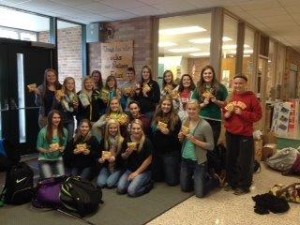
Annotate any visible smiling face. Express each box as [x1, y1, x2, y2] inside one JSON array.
[[65, 78, 75, 92], [142, 67, 151, 81], [126, 70, 135, 82], [92, 72, 101, 83], [233, 77, 247, 93], [164, 72, 173, 84], [186, 102, 200, 119], [79, 121, 90, 136], [202, 68, 214, 84], [107, 78, 116, 89], [84, 78, 94, 91], [131, 122, 143, 139], [46, 71, 57, 85], [110, 99, 120, 112], [161, 99, 172, 114], [51, 113, 61, 127], [129, 103, 140, 118], [108, 123, 118, 137], [182, 75, 192, 89]]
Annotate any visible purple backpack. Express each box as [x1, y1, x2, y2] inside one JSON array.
[[32, 176, 66, 209]]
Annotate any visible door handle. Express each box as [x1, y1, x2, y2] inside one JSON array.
[[10, 98, 18, 110]]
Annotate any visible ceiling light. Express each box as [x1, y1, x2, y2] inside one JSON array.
[[189, 36, 232, 44], [223, 44, 251, 50], [190, 52, 210, 57], [159, 42, 177, 47], [168, 47, 200, 53], [159, 26, 206, 35]]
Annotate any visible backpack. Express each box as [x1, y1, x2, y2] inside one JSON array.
[[32, 176, 66, 209], [60, 176, 103, 217], [266, 147, 299, 172], [1, 162, 34, 205]]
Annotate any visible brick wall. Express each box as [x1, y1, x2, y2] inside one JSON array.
[[38, 26, 83, 92], [89, 16, 155, 82]]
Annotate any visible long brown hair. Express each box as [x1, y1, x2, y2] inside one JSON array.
[[197, 65, 221, 95], [162, 70, 176, 88], [73, 119, 93, 143], [152, 95, 179, 132], [178, 74, 195, 93], [46, 110, 65, 145], [140, 65, 153, 84], [91, 70, 103, 89], [42, 68, 61, 99]]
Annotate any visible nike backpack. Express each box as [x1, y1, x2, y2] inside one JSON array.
[[0, 162, 34, 205]]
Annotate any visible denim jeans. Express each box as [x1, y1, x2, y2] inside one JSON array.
[[180, 158, 219, 198], [152, 151, 180, 186], [96, 167, 122, 188], [40, 160, 65, 178], [71, 167, 92, 180], [64, 120, 74, 141], [117, 170, 152, 197]]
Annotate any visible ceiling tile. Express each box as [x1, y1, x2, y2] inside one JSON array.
[[238, 0, 281, 11], [278, 0, 300, 7], [100, 0, 146, 9], [125, 5, 166, 16], [75, 2, 119, 14]]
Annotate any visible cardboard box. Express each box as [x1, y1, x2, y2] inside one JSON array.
[[254, 139, 263, 161]]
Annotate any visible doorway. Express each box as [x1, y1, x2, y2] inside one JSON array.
[[0, 39, 56, 154]]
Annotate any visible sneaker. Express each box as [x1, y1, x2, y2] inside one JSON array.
[[223, 184, 236, 191], [234, 188, 250, 195]]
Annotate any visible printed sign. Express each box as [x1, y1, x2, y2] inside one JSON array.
[[101, 41, 133, 80]]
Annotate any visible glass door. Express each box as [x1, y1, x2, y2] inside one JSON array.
[[0, 40, 55, 153]]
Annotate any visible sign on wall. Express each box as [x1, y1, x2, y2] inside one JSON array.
[[101, 41, 133, 80]]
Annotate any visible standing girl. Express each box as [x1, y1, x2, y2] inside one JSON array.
[[174, 74, 195, 121], [36, 110, 67, 178], [223, 75, 262, 195], [192, 65, 228, 146], [96, 119, 124, 188], [178, 100, 219, 198], [134, 65, 160, 119], [151, 95, 181, 186], [160, 70, 177, 98], [64, 119, 100, 180], [91, 70, 103, 91], [34, 68, 62, 128], [117, 119, 153, 197], [53, 77, 78, 140], [76, 76, 106, 124]]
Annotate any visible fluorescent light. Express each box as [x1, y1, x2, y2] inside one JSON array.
[[168, 47, 200, 53], [159, 26, 206, 35], [223, 44, 251, 50], [190, 52, 210, 57], [244, 49, 253, 54], [159, 42, 177, 47], [189, 36, 232, 44]]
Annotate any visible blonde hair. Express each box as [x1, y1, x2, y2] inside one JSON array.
[[104, 119, 124, 155], [130, 119, 146, 152], [81, 76, 94, 93], [63, 77, 76, 94], [183, 99, 200, 127]]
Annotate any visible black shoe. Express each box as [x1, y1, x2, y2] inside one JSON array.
[[234, 188, 250, 195]]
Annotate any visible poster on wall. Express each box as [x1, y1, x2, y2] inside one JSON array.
[[271, 102, 291, 136], [101, 41, 133, 80]]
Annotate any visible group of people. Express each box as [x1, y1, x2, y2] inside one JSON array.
[[31, 64, 262, 198]]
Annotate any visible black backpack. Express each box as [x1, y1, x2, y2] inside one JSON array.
[[0, 138, 20, 172], [60, 176, 103, 217], [1, 162, 34, 205]]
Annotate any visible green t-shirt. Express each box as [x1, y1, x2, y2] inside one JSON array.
[[36, 127, 68, 161], [182, 140, 197, 161], [192, 84, 228, 121]]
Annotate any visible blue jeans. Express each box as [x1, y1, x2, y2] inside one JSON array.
[[96, 167, 122, 188], [40, 160, 65, 178], [71, 167, 92, 180], [117, 170, 152, 197], [64, 120, 74, 141], [180, 159, 219, 198], [152, 152, 180, 186]]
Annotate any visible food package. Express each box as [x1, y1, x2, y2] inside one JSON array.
[[127, 142, 137, 151], [170, 90, 179, 99], [202, 91, 214, 100], [225, 102, 235, 112], [102, 151, 112, 160], [100, 89, 110, 102], [181, 126, 190, 135], [143, 83, 151, 93], [27, 83, 37, 92], [158, 121, 168, 130], [50, 143, 59, 151]]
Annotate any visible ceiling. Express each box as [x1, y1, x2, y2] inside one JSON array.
[[0, 0, 300, 53]]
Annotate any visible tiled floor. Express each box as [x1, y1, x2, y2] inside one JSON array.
[[147, 163, 300, 225]]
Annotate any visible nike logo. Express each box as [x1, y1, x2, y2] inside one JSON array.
[[16, 177, 27, 183]]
